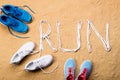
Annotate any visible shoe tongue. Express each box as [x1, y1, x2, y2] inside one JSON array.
[[69, 68, 72, 74], [8, 19, 18, 27], [14, 7, 22, 16], [77, 68, 87, 80]]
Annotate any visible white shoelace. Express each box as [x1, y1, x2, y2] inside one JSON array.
[[39, 20, 57, 52], [38, 61, 59, 74], [31, 20, 59, 74], [56, 21, 82, 53], [39, 20, 59, 73], [87, 20, 111, 52], [31, 20, 58, 54]]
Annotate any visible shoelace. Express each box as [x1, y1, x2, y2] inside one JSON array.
[[8, 5, 35, 15], [18, 5, 35, 14], [37, 60, 59, 74], [0, 8, 3, 14], [38, 20, 57, 52], [29, 20, 59, 74], [8, 27, 29, 38], [87, 20, 111, 52], [32, 20, 58, 54], [57, 21, 82, 53]]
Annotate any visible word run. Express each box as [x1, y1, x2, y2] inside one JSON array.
[[38, 20, 111, 53]]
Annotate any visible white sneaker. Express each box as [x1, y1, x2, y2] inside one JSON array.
[[25, 55, 53, 71], [10, 41, 35, 64]]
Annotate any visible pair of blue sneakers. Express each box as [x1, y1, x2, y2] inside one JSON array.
[[0, 4, 33, 37], [64, 58, 92, 80]]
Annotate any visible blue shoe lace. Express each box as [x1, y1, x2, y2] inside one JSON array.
[[8, 27, 29, 38]]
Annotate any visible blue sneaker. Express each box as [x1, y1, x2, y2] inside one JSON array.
[[0, 14, 28, 33], [75, 60, 92, 80], [64, 58, 76, 80], [2, 4, 32, 23]]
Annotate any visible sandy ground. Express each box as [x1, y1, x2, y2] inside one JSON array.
[[0, 0, 120, 80]]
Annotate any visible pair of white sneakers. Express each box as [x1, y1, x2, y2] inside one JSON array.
[[10, 41, 53, 71]]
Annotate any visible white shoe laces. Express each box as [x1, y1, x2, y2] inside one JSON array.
[[56, 21, 82, 53], [33, 20, 57, 54], [87, 20, 111, 52], [30, 58, 59, 74], [38, 61, 59, 74]]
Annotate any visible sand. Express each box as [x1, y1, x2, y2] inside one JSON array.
[[0, 0, 120, 80]]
